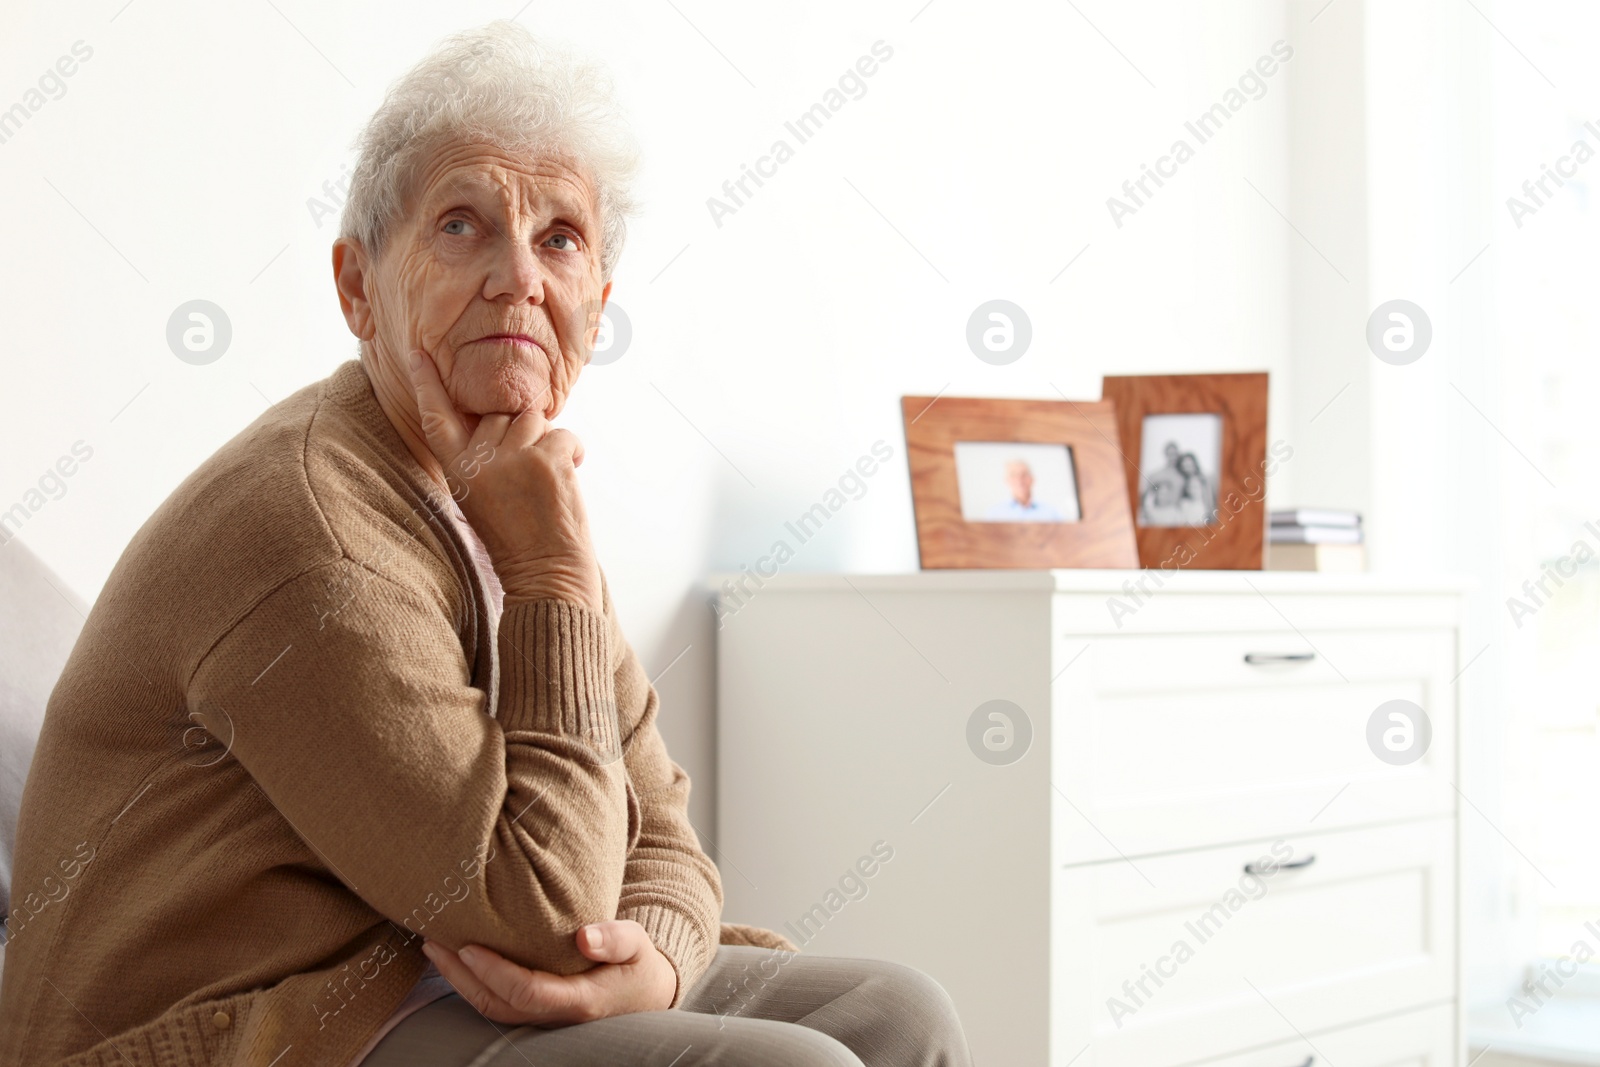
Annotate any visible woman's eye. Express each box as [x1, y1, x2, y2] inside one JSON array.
[[546, 233, 578, 251], [443, 218, 474, 236]]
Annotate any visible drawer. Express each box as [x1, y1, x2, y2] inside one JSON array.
[[1050, 820, 1456, 1067], [1052, 628, 1458, 864], [1190, 1001, 1456, 1067]]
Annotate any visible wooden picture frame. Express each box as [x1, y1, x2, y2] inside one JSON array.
[[900, 395, 1138, 570], [1100, 372, 1269, 571]]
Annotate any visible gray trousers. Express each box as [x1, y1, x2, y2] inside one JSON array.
[[361, 945, 973, 1066]]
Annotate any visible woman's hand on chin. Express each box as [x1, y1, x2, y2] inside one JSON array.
[[421, 919, 678, 1026], [407, 347, 603, 614]]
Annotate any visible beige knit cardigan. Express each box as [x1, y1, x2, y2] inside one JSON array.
[[0, 360, 790, 1066]]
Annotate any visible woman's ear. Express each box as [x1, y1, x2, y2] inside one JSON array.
[[332, 238, 377, 342], [584, 280, 615, 351]]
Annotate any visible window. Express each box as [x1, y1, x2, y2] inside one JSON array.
[[1487, 0, 1600, 980]]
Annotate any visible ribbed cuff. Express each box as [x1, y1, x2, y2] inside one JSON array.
[[497, 599, 619, 755], [619, 903, 713, 1009]]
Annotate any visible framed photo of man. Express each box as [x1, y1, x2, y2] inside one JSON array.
[[900, 396, 1138, 569], [1100, 372, 1272, 570]]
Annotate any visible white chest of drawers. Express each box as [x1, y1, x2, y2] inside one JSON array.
[[713, 570, 1466, 1067]]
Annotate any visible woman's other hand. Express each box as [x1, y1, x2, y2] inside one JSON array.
[[421, 919, 677, 1026]]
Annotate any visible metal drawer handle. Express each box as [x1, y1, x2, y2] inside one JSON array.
[[1244, 854, 1316, 875], [1243, 652, 1316, 665]]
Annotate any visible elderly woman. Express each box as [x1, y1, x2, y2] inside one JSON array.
[[0, 21, 970, 1067]]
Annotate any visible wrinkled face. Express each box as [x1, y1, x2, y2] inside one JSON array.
[[367, 141, 607, 420], [1005, 461, 1034, 503]]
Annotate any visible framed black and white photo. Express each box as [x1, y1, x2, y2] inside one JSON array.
[[1136, 412, 1222, 527], [1101, 373, 1271, 570]]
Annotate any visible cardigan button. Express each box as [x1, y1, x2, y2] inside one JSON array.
[[212, 1011, 231, 1030]]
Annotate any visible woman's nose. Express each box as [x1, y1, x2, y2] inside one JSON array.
[[487, 242, 544, 303]]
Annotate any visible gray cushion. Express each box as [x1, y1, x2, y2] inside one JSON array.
[[0, 538, 89, 942]]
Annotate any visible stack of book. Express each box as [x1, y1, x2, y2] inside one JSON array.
[[1266, 509, 1365, 572]]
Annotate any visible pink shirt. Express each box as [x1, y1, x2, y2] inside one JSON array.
[[346, 498, 505, 1065]]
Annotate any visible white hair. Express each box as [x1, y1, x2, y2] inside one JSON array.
[[341, 21, 640, 282]]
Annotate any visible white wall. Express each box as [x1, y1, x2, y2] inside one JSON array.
[[1, 0, 1299, 841], [1284, 0, 1370, 520]]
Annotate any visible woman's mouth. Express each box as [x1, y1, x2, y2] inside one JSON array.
[[472, 333, 542, 351]]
